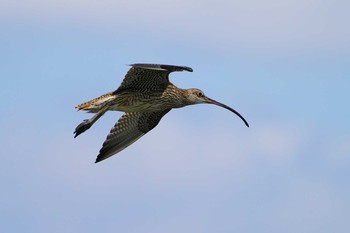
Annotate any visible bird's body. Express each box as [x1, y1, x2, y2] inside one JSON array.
[[76, 83, 190, 113], [74, 63, 249, 163]]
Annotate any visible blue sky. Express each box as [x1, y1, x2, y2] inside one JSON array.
[[1, 1, 350, 232]]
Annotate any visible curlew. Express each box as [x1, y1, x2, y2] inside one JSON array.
[[74, 63, 249, 163]]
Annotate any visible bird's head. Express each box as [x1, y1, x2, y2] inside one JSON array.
[[186, 88, 249, 127]]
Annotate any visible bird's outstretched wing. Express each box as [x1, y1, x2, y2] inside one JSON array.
[[95, 109, 171, 163], [114, 63, 193, 94]]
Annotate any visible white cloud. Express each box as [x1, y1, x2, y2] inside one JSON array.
[[2, 109, 349, 233], [61, 116, 304, 189]]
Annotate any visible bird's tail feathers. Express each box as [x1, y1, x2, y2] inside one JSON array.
[[75, 92, 115, 112]]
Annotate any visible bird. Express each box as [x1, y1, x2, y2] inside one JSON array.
[[74, 63, 249, 163]]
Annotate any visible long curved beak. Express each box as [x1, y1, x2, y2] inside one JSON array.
[[204, 97, 249, 127]]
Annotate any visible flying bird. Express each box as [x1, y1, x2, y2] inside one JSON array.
[[74, 63, 249, 163]]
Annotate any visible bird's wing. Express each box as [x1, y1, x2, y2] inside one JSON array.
[[114, 63, 193, 93], [95, 109, 171, 163]]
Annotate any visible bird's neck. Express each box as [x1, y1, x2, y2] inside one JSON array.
[[165, 84, 193, 108]]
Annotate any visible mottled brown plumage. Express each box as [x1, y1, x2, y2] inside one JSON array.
[[74, 63, 249, 163]]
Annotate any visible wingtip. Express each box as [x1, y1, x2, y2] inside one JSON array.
[[186, 67, 193, 72], [73, 130, 79, 138], [95, 154, 104, 163]]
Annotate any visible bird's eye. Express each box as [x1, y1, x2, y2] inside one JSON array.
[[197, 91, 204, 97]]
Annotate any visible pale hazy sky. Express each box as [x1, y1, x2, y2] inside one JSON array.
[[1, 1, 349, 233]]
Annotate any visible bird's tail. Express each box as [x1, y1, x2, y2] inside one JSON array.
[[75, 92, 115, 113]]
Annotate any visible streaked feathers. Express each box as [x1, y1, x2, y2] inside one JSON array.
[[74, 63, 248, 163], [95, 110, 170, 163]]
